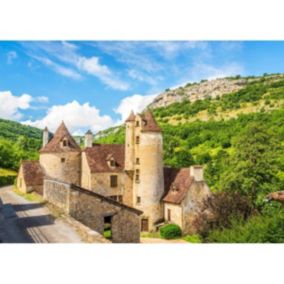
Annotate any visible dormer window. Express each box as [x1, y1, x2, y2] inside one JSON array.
[[110, 159, 116, 167], [107, 155, 116, 168], [172, 185, 179, 192], [62, 138, 69, 147]]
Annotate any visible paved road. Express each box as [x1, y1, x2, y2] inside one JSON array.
[[0, 186, 83, 243]]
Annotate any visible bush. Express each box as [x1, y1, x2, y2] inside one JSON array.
[[0, 175, 16, 187], [183, 234, 201, 243], [160, 224, 182, 239]]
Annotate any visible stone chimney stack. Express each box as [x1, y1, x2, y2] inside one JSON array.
[[85, 130, 93, 148], [43, 126, 49, 147], [189, 165, 204, 182]]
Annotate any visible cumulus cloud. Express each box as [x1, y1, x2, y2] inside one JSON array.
[[114, 93, 158, 122], [0, 91, 32, 120], [23, 100, 114, 135], [33, 96, 49, 103], [7, 51, 17, 64]]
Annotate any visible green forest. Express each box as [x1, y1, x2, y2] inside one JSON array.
[[95, 74, 284, 242]]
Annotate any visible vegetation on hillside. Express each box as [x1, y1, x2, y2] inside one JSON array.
[[95, 74, 284, 243], [0, 119, 42, 170]]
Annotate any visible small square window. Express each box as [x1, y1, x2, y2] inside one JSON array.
[[110, 160, 116, 167], [136, 158, 140, 165], [61, 158, 66, 163], [136, 196, 141, 204], [136, 136, 140, 144]]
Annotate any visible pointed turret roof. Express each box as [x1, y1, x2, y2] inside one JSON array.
[[40, 121, 81, 153], [85, 129, 93, 135], [125, 110, 135, 122], [141, 109, 161, 132]]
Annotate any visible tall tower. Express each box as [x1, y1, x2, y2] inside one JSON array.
[[39, 121, 81, 185], [84, 129, 93, 148], [124, 111, 135, 171], [125, 109, 164, 232], [43, 127, 49, 147]]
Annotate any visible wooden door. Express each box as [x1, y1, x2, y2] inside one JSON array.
[[141, 218, 149, 232]]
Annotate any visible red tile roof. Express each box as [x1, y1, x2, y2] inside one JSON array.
[[84, 144, 125, 173], [40, 122, 81, 153], [141, 110, 161, 132], [21, 160, 44, 186], [162, 167, 194, 204]]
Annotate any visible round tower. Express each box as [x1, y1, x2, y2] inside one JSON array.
[[133, 110, 164, 231], [124, 111, 135, 171], [39, 121, 81, 186]]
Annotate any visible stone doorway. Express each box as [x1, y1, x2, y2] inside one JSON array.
[[103, 215, 113, 240]]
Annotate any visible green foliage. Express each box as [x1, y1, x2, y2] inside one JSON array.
[[94, 126, 125, 144], [160, 224, 182, 239], [206, 204, 284, 243], [219, 122, 281, 207], [0, 175, 16, 186], [183, 234, 201, 243]]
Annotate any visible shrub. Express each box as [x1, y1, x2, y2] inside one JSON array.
[[0, 175, 16, 187], [183, 234, 201, 243], [160, 224, 182, 239]]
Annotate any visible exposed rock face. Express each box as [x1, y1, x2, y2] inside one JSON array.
[[149, 78, 248, 109]]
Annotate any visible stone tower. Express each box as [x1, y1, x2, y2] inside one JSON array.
[[39, 121, 81, 185], [84, 129, 93, 148], [124, 111, 135, 171], [43, 126, 49, 147], [125, 110, 164, 231]]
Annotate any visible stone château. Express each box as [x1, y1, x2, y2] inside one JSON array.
[[17, 110, 211, 234]]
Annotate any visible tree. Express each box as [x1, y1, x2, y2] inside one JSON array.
[[175, 150, 194, 167], [220, 122, 280, 208]]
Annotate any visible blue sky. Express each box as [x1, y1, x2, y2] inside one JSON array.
[[1, 41, 284, 134]]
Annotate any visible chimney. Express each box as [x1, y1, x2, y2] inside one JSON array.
[[189, 165, 204, 182], [85, 130, 93, 148], [43, 126, 49, 147]]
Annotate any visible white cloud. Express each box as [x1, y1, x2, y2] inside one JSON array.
[[7, 51, 17, 64], [33, 96, 49, 103], [114, 93, 158, 122], [188, 62, 244, 82], [22, 42, 128, 90], [0, 91, 32, 120], [32, 55, 82, 80], [23, 100, 114, 135]]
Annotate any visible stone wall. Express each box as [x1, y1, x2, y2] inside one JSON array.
[[164, 203, 182, 228], [44, 179, 142, 243], [40, 152, 81, 186]]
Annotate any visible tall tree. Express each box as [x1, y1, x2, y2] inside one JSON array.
[[220, 122, 280, 208]]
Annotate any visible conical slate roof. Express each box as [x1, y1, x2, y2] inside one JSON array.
[[40, 121, 81, 153], [125, 110, 135, 122], [141, 109, 161, 132]]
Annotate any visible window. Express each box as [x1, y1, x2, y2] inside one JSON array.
[[110, 159, 116, 167], [62, 139, 69, 147], [135, 169, 140, 183], [61, 158, 66, 163], [136, 136, 140, 144], [168, 209, 171, 221], [136, 158, 140, 165], [136, 120, 140, 127], [110, 175, 118, 187], [109, 195, 123, 203], [141, 218, 149, 232], [136, 196, 141, 204]]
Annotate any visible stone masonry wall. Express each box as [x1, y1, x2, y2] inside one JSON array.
[[43, 179, 142, 243]]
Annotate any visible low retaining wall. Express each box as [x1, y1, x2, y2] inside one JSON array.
[[44, 179, 142, 243]]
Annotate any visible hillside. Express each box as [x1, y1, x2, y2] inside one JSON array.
[[94, 73, 284, 191], [0, 119, 43, 170]]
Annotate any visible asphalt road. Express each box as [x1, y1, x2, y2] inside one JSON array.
[[0, 186, 83, 243]]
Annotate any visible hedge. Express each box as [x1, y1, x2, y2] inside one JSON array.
[[160, 224, 182, 239], [0, 175, 16, 187]]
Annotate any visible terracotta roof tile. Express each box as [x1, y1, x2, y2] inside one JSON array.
[[141, 110, 161, 132], [162, 167, 194, 204], [40, 122, 81, 153], [21, 161, 44, 186], [84, 144, 125, 173]]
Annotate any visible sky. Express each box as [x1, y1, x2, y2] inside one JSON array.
[[1, 41, 284, 135]]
